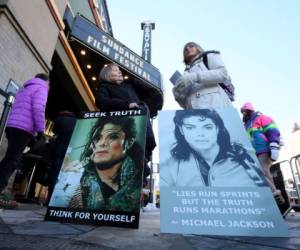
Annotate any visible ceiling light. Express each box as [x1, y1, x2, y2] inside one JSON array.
[[92, 76, 97, 81], [124, 76, 129, 80], [87, 64, 92, 69], [80, 50, 86, 55]]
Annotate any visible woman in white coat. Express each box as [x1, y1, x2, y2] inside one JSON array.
[[173, 42, 232, 109]]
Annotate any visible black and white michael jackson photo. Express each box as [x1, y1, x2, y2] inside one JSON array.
[[159, 108, 268, 187]]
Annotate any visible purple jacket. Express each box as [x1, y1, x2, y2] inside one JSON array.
[[6, 77, 49, 135]]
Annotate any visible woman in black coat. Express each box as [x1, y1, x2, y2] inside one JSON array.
[[96, 64, 140, 111]]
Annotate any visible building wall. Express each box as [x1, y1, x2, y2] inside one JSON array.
[[0, 0, 62, 160], [68, 0, 95, 23], [289, 131, 300, 157], [0, 12, 45, 106], [0, 9, 46, 158], [54, 0, 68, 16], [278, 131, 300, 163], [0, 0, 63, 109], [8, 0, 60, 68]]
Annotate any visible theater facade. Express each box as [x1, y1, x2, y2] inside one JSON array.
[[0, 0, 163, 143]]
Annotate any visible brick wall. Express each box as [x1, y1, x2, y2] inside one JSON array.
[[0, 12, 45, 159], [0, 13, 45, 92], [9, 0, 60, 67]]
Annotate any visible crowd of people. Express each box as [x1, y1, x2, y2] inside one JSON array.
[[0, 40, 285, 211]]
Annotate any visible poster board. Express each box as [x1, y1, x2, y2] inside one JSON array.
[[45, 110, 147, 228], [159, 108, 288, 237]]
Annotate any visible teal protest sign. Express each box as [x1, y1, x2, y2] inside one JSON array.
[[45, 110, 147, 228]]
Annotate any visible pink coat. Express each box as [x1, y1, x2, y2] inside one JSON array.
[[6, 77, 49, 135]]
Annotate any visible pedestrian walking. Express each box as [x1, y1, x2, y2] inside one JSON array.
[[241, 102, 284, 203], [0, 73, 49, 208]]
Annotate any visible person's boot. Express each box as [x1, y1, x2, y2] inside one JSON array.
[[0, 192, 18, 209]]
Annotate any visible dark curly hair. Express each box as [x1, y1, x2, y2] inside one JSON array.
[[170, 109, 266, 186], [171, 109, 231, 160], [80, 116, 136, 162]]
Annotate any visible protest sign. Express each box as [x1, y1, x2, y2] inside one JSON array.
[[45, 110, 147, 228], [159, 108, 288, 236]]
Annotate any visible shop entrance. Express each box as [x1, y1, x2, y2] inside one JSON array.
[[46, 51, 88, 121]]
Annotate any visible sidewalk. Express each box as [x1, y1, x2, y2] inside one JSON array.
[[0, 203, 300, 250]]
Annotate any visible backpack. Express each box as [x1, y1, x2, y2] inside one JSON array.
[[202, 51, 235, 101]]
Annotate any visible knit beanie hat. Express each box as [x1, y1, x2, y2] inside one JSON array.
[[241, 102, 255, 112]]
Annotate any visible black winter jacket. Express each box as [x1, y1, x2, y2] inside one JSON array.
[[95, 81, 140, 111]]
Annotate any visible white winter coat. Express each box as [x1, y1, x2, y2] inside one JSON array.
[[173, 53, 232, 109], [160, 154, 263, 187]]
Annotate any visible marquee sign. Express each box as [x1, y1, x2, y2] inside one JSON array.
[[70, 15, 162, 89], [141, 22, 155, 63]]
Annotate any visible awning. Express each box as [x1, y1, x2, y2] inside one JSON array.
[[65, 14, 164, 117]]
